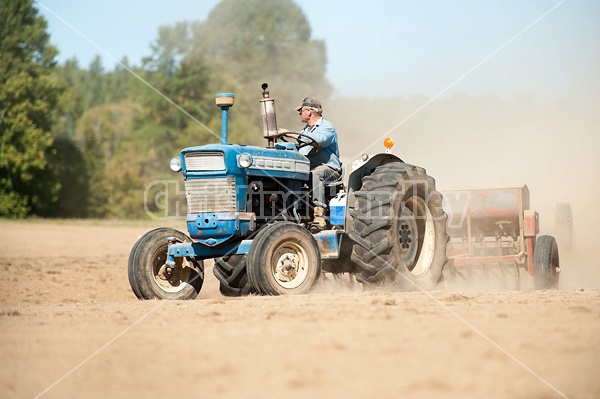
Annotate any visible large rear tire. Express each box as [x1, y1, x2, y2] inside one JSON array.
[[129, 228, 204, 300], [533, 235, 560, 290], [349, 162, 449, 290], [247, 222, 321, 295], [213, 255, 255, 297]]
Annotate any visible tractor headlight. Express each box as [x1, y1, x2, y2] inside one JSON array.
[[170, 156, 182, 172], [238, 153, 253, 168]]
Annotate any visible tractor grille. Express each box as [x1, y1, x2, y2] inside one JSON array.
[[185, 177, 236, 214], [185, 152, 225, 171]]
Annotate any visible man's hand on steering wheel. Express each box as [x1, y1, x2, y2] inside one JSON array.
[[275, 131, 320, 154]]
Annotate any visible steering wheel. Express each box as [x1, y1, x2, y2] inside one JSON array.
[[275, 132, 320, 154]]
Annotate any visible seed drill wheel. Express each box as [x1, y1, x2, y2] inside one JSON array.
[[128, 228, 204, 300], [533, 235, 560, 290], [247, 222, 321, 295], [349, 162, 449, 290], [213, 255, 256, 297]]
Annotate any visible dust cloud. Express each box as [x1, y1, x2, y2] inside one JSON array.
[[327, 93, 600, 289]]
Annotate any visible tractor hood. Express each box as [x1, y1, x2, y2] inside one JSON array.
[[180, 143, 311, 182]]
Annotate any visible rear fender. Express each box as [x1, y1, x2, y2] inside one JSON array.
[[345, 152, 404, 232], [347, 153, 404, 192]]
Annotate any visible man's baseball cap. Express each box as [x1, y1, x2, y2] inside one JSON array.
[[295, 96, 322, 113]]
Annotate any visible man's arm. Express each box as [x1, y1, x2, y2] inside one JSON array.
[[303, 123, 337, 147]]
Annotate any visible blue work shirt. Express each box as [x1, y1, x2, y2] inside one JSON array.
[[298, 117, 342, 173]]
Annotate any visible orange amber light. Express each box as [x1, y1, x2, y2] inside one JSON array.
[[384, 137, 394, 149]]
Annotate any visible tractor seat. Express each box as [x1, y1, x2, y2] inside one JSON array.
[[325, 164, 345, 196]]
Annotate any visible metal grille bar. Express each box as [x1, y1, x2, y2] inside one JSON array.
[[185, 177, 236, 214]]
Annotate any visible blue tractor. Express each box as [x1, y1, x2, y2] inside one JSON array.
[[128, 84, 449, 299]]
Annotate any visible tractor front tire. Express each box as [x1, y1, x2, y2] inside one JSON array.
[[213, 255, 255, 297], [128, 227, 171, 299], [533, 235, 560, 290], [128, 228, 204, 300], [349, 162, 449, 290], [247, 222, 321, 295]]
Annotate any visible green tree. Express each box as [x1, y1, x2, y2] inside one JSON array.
[[48, 58, 92, 218], [0, 0, 62, 217], [143, 22, 190, 78], [26, 0, 333, 219], [133, 25, 217, 164], [49, 135, 88, 217], [52, 59, 85, 138], [82, 55, 106, 109], [188, 0, 332, 131], [105, 56, 133, 104], [74, 100, 142, 218]]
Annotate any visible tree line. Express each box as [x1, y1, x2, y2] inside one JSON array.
[[1, 0, 331, 218]]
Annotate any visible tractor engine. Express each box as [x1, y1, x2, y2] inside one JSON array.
[[170, 88, 312, 248]]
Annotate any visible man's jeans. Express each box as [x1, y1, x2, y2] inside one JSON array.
[[311, 165, 341, 208]]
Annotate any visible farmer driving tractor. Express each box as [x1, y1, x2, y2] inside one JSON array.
[[280, 96, 342, 232]]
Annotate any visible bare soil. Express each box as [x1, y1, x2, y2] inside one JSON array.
[[1, 220, 599, 399]]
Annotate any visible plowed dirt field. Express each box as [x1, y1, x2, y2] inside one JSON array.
[[1, 220, 598, 398]]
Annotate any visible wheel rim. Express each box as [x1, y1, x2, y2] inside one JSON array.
[[152, 246, 191, 293], [271, 242, 310, 289], [398, 208, 419, 268], [399, 196, 435, 277]]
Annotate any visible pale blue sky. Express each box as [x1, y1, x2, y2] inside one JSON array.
[[37, 0, 600, 100]]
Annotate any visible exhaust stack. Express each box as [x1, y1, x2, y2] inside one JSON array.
[[259, 83, 278, 148]]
